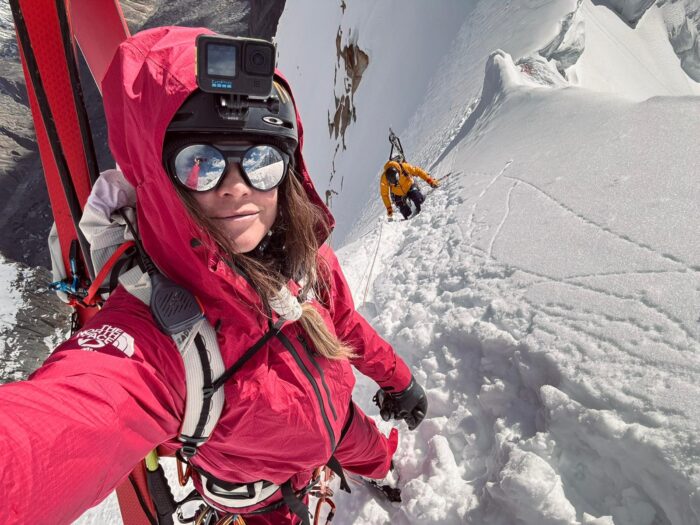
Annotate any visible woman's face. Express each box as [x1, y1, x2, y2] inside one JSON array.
[[191, 162, 278, 253]]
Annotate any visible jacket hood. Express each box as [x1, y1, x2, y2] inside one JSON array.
[[101, 26, 333, 301]]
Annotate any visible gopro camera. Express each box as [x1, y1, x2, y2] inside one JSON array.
[[196, 34, 276, 98]]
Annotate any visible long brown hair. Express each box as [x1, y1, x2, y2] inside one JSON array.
[[176, 166, 355, 360]]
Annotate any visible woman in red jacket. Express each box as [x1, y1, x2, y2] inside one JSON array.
[[0, 26, 427, 525]]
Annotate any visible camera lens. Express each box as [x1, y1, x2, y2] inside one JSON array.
[[252, 52, 265, 66], [245, 44, 274, 75]]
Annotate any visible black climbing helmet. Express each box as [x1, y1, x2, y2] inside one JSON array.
[[166, 78, 298, 158], [386, 166, 400, 185]]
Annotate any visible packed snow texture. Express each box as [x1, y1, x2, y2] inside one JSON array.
[[0, 254, 23, 376], [62, 0, 700, 523], [276, 1, 700, 524]]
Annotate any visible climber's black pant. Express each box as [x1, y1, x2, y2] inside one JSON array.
[[392, 185, 425, 219]]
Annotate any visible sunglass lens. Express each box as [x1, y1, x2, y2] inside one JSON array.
[[242, 145, 286, 191], [174, 144, 226, 191]]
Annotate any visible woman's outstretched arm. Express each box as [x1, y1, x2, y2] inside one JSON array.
[[0, 287, 185, 524]]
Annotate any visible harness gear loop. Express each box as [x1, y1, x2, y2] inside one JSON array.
[[191, 504, 247, 525]]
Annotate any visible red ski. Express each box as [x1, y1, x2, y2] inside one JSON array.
[[71, 0, 130, 90], [10, 2, 159, 524]]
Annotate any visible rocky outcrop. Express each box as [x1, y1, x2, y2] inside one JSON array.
[[0, 263, 66, 383], [658, 0, 700, 81], [327, 25, 369, 192], [539, 0, 586, 78], [591, 0, 656, 28], [328, 27, 369, 148]]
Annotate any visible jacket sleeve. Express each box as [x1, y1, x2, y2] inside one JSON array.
[[0, 288, 185, 524], [320, 245, 412, 392], [404, 162, 437, 185], [379, 174, 392, 212]]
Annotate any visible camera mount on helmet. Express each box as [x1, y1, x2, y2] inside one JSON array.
[[166, 34, 298, 158], [196, 34, 278, 121]]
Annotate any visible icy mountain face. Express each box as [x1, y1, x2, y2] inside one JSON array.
[[591, 0, 657, 27], [332, 50, 700, 525], [278, 0, 700, 248], [278, 1, 700, 524], [592, 0, 700, 81], [538, 0, 587, 76]]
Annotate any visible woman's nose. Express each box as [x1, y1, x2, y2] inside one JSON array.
[[216, 163, 249, 197]]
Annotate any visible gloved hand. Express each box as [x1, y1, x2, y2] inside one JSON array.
[[429, 179, 440, 188], [373, 377, 428, 430], [386, 209, 394, 221]]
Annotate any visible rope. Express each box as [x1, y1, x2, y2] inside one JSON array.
[[361, 218, 384, 308]]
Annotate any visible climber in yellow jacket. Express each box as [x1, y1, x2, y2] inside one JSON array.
[[380, 159, 439, 219]]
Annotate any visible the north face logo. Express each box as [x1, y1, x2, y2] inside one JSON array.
[[77, 325, 135, 357]]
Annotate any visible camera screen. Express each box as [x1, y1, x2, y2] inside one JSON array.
[[207, 44, 237, 78]]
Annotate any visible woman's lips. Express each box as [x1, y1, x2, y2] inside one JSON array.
[[215, 211, 259, 222]]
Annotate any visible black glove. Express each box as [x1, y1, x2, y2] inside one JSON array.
[[373, 377, 428, 430]]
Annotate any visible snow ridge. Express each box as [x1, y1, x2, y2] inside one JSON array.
[[339, 160, 699, 524], [336, 37, 699, 521]]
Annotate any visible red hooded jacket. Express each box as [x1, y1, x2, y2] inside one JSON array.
[[0, 27, 411, 523]]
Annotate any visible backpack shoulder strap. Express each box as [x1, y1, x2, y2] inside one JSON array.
[[119, 266, 226, 458]]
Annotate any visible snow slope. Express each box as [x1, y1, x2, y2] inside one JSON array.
[[276, 1, 700, 524], [277, 0, 700, 248], [333, 52, 700, 524], [63, 0, 699, 523], [0, 255, 24, 379]]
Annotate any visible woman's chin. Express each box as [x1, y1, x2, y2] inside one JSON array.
[[228, 230, 267, 254]]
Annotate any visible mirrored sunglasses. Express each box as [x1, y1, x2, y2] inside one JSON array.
[[168, 143, 289, 192]]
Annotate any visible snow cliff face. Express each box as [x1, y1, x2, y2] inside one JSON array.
[[591, 0, 657, 27], [659, 0, 700, 80], [278, 1, 700, 524], [329, 49, 700, 525], [592, 0, 700, 81]]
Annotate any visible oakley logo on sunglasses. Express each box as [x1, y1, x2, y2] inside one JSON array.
[[170, 143, 289, 192]]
